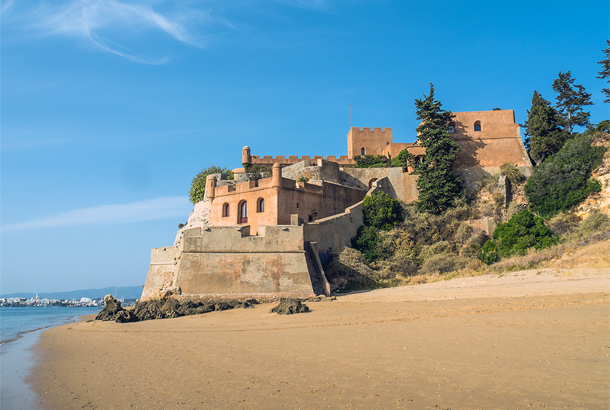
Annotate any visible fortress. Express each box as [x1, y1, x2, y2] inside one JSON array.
[[141, 110, 532, 300]]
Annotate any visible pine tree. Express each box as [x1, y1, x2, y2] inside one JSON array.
[[552, 71, 593, 134], [413, 84, 462, 214], [522, 91, 566, 164], [598, 39, 610, 103]]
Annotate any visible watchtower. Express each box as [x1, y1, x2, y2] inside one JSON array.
[[347, 127, 393, 159]]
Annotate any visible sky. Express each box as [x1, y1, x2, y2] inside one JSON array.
[[1, 0, 608, 294]]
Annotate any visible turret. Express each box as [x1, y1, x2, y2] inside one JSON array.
[[242, 146, 252, 165], [272, 163, 281, 187], [206, 175, 217, 199]]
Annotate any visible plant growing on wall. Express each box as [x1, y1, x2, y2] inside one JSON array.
[[188, 165, 233, 204], [354, 155, 391, 168], [243, 163, 271, 183], [412, 84, 462, 214]]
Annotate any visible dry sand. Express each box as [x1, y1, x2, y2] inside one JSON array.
[[31, 268, 609, 410]]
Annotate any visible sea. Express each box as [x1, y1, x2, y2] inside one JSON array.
[[0, 307, 101, 409]]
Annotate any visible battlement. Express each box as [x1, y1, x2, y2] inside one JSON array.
[[180, 225, 305, 253], [249, 154, 355, 166]]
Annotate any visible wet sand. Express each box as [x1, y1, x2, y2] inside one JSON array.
[[31, 268, 609, 410]]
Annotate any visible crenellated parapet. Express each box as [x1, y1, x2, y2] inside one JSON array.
[[245, 153, 356, 166]]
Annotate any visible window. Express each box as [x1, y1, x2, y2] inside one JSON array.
[[222, 203, 229, 217], [474, 121, 481, 132], [257, 198, 265, 213], [239, 201, 248, 224], [448, 125, 455, 132], [361, 147, 365, 155]]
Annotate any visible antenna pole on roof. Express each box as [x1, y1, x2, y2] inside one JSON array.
[[349, 104, 352, 128]]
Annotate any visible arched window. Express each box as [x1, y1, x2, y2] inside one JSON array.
[[257, 198, 265, 213], [474, 121, 481, 132], [239, 201, 248, 224], [222, 203, 229, 217], [361, 147, 365, 155], [368, 178, 378, 190]]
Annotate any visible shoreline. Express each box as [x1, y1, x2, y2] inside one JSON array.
[[0, 311, 98, 410], [29, 268, 609, 409]]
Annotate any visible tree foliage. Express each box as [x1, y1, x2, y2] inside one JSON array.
[[597, 39, 610, 103], [391, 148, 414, 168], [188, 165, 233, 204], [552, 71, 594, 134], [479, 210, 557, 263], [354, 155, 391, 168], [362, 191, 404, 230], [413, 84, 462, 214], [522, 91, 567, 164], [351, 191, 404, 262], [524, 133, 606, 218]]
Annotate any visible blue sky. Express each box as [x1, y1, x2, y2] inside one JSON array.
[[1, 0, 608, 294]]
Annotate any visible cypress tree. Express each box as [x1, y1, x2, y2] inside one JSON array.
[[598, 39, 610, 104], [522, 91, 566, 164], [413, 84, 462, 214], [552, 71, 593, 134]]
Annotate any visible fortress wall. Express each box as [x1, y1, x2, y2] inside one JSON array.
[[276, 179, 367, 225], [172, 225, 314, 296], [303, 200, 365, 254], [281, 159, 342, 184], [141, 246, 178, 300], [454, 137, 531, 169], [340, 168, 419, 204]]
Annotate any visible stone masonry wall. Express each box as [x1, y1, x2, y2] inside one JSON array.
[[141, 225, 316, 299]]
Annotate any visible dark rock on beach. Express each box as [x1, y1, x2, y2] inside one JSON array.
[[270, 298, 310, 315], [95, 296, 259, 323]]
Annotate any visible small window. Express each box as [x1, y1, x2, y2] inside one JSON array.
[[222, 203, 230, 217], [448, 125, 455, 132], [361, 147, 365, 155], [474, 121, 481, 132], [257, 198, 265, 213]]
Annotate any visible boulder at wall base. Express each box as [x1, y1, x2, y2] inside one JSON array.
[[95, 295, 127, 321], [270, 298, 310, 315], [114, 310, 138, 323]]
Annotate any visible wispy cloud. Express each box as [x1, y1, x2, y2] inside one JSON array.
[[4, 0, 210, 64], [2, 197, 191, 232]]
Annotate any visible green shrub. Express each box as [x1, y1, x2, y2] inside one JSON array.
[[189, 165, 234, 204], [491, 210, 558, 257], [479, 240, 500, 264], [354, 155, 391, 168], [351, 225, 382, 262], [524, 134, 606, 218], [362, 191, 404, 230]]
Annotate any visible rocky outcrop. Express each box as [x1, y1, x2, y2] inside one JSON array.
[[270, 298, 310, 315], [95, 296, 258, 323], [95, 295, 137, 323]]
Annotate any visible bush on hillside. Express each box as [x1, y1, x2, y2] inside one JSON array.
[[362, 191, 404, 230], [524, 134, 606, 218], [479, 210, 557, 264]]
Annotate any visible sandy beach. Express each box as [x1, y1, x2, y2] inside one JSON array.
[[30, 268, 609, 410]]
